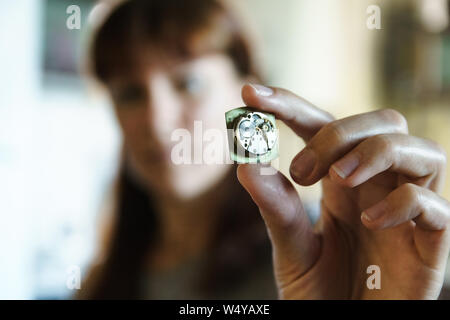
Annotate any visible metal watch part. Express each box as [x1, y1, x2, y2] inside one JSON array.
[[225, 107, 278, 164]]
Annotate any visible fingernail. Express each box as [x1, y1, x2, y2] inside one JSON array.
[[332, 154, 360, 179], [248, 83, 274, 97], [290, 149, 316, 180], [361, 200, 389, 222]]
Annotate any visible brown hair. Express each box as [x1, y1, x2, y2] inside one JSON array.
[[79, 0, 270, 299], [90, 0, 258, 82]]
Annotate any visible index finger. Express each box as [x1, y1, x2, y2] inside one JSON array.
[[242, 83, 334, 141]]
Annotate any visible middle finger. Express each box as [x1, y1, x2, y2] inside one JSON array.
[[290, 109, 408, 186]]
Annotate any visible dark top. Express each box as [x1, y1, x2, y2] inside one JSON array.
[[142, 252, 278, 299]]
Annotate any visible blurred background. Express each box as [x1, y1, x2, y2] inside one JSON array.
[[0, 0, 449, 299]]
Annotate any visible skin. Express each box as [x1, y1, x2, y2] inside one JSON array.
[[105, 49, 450, 298], [237, 84, 450, 299], [106, 52, 247, 269]]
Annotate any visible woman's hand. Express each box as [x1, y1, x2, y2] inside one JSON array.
[[237, 84, 450, 299]]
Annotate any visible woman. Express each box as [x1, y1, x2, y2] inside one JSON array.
[[81, 0, 450, 299], [79, 0, 277, 299]]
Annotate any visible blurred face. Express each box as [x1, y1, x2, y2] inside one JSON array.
[[107, 52, 246, 199]]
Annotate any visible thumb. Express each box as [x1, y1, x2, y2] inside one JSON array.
[[237, 164, 320, 284]]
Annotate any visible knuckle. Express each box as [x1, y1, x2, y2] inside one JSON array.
[[379, 108, 408, 132], [269, 209, 299, 233], [445, 199, 450, 224], [425, 139, 447, 173], [370, 134, 395, 155], [321, 121, 347, 145], [433, 141, 447, 167], [398, 183, 421, 203]]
